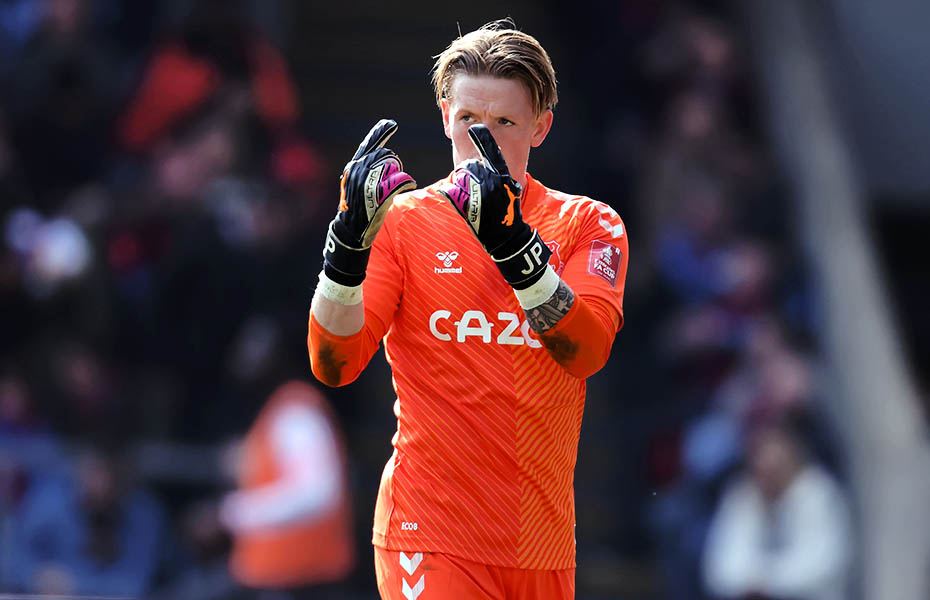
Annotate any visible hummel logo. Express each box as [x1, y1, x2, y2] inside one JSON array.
[[402, 574, 425, 600], [434, 251, 462, 274], [435, 251, 458, 267], [398, 552, 425, 600], [399, 552, 423, 576]]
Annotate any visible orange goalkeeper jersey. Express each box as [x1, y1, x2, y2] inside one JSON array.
[[309, 174, 628, 570]]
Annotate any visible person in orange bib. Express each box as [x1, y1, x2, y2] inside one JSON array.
[[308, 19, 628, 600], [219, 380, 354, 596]]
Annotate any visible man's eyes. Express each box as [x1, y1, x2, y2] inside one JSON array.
[[459, 115, 514, 126]]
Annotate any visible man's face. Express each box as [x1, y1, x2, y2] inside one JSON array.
[[441, 74, 553, 187], [748, 427, 801, 503]]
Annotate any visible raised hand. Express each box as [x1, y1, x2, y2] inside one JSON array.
[[439, 124, 551, 290], [324, 119, 416, 286]]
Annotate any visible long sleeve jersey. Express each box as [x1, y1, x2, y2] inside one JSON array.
[[308, 173, 628, 569]]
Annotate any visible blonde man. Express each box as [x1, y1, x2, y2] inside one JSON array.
[[309, 20, 629, 600]]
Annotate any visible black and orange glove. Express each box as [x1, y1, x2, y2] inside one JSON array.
[[323, 119, 416, 286], [439, 125, 551, 290]]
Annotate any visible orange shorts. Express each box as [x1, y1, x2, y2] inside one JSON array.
[[374, 547, 574, 600]]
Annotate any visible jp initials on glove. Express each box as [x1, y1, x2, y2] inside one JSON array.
[[439, 124, 551, 290], [323, 119, 416, 286]]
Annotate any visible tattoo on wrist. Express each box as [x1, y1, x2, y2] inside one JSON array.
[[526, 280, 575, 334]]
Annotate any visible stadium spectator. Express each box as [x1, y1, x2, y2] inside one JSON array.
[[118, 0, 320, 191], [219, 380, 354, 598], [4, 443, 167, 596], [0, 368, 68, 589], [145, 499, 237, 600], [702, 416, 852, 600], [0, 366, 68, 493], [2, 0, 123, 205]]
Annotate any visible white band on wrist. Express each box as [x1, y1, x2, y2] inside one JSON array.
[[317, 271, 363, 305], [513, 265, 560, 309]]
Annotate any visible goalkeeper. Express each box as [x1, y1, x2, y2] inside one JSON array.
[[309, 20, 628, 600]]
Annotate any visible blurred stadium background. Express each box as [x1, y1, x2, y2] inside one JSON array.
[[0, 0, 927, 599]]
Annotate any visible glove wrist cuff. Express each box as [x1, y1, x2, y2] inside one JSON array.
[[488, 221, 532, 260], [492, 229, 553, 290], [323, 222, 370, 286]]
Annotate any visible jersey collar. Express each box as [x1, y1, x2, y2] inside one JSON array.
[[520, 173, 543, 214]]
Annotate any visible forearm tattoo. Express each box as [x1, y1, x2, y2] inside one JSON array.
[[526, 280, 575, 334]]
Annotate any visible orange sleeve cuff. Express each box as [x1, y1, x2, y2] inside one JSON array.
[[538, 293, 618, 379], [308, 312, 376, 387]]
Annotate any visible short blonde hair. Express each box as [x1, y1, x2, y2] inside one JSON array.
[[431, 19, 558, 116]]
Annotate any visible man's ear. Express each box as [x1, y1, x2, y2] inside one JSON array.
[[530, 109, 554, 148], [441, 98, 453, 140]]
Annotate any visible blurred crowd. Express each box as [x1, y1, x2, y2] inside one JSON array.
[[573, 4, 855, 599], [0, 1, 854, 599], [0, 1, 341, 598]]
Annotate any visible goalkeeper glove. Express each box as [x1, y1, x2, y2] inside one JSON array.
[[323, 119, 416, 286], [439, 124, 551, 290]]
